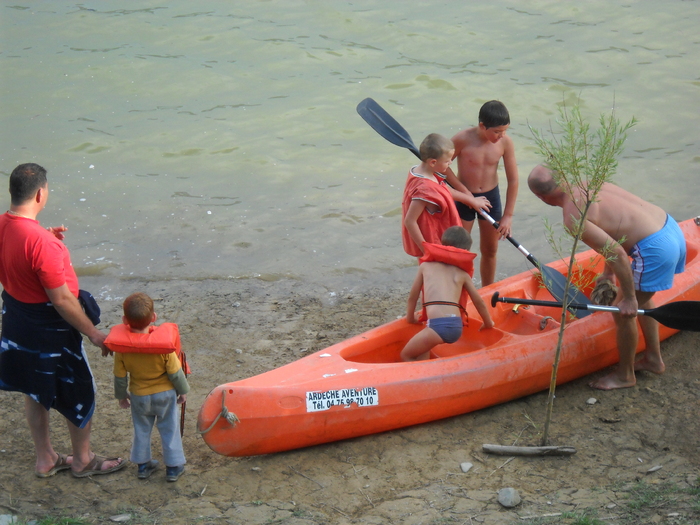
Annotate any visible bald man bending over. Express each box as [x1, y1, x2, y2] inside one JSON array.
[[528, 165, 686, 390]]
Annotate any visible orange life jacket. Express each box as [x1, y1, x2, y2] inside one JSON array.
[[419, 242, 476, 276], [417, 243, 477, 325], [105, 323, 191, 375]]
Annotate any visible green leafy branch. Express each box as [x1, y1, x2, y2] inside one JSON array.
[[529, 100, 636, 446]]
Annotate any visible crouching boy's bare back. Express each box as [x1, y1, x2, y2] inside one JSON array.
[[410, 262, 474, 323]]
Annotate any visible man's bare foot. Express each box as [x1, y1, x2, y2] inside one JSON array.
[[634, 354, 665, 374], [35, 453, 73, 478], [588, 372, 636, 390]]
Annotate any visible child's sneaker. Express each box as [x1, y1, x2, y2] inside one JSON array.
[[165, 464, 185, 482], [137, 460, 158, 479]]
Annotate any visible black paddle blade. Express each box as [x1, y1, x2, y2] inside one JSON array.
[[356, 98, 421, 159], [647, 301, 700, 332], [539, 265, 593, 318]]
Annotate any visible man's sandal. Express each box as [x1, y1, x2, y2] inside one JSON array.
[[35, 453, 72, 478], [71, 455, 127, 478]]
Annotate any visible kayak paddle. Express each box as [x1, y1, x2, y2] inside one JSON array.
[[491, 292, 700, 332], [356, 97, 592, 316]]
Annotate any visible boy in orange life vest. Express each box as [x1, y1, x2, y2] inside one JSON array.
[[401, 226, 494, 361], [402, 133, 491, 257], [106, 292, 190, 482]]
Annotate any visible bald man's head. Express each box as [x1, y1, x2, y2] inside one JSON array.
[[527, 165, 559, 196]]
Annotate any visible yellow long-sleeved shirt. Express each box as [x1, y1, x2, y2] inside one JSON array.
[[114, 352, 183, 396]]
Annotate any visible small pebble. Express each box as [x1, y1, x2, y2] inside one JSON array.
[[647, 465, 663, 473], [586, 397, 597, 405], [460, 462, 473, 473], [109, 515, 131, 523]]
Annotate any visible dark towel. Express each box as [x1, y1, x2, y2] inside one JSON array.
[[78, 289, 101, 325], [0, 291, 95, 428]]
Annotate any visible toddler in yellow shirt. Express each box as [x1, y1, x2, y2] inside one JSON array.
[[107, 292, 190, 481]]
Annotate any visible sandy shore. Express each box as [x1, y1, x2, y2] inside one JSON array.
[[0, 277, 698, 524]]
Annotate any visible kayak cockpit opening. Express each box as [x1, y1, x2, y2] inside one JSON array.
[[340, 319, 506, 363]]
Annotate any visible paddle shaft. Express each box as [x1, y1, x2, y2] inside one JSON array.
[[493, 293, 622, 312], [477, 209, 541, 263], [491, 292, 700, 332]]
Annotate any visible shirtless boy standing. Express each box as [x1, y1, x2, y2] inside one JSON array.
[[444, 101, 519, 287]]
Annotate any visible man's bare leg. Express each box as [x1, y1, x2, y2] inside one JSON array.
[[66, 419, 123, 473], [25, 396, 66, 475], [633, 291, 665, 374], [589, 314, 638, 390]]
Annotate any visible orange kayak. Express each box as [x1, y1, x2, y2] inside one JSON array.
[[198, 218, 700, 457]]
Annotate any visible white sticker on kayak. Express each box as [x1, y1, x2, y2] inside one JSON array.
[[306, 387, 379, 412]]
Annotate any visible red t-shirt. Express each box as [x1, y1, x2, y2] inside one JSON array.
[[0, 213, 79, 303], [401, 170, 461, 257]]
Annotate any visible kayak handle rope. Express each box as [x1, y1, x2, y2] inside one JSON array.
[[197, 389, 240, 435]]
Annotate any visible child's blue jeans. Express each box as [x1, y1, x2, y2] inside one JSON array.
[[129, 389, 186, 467]]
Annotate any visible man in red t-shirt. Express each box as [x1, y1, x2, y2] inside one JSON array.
[[0, 163, 125, 478]]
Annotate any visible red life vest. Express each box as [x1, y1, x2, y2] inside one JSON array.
[[419, 242, 476, 276], [417, 243, 478, 325], [105, 323, 191, 374]]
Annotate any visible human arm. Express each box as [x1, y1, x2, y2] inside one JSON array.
[[168, 368, 190, 397], [114, 374, 130, 408], [405, 269, 424, 324], [44, 283, 108, 355], [166, 352, 190, 397], [443, 167, 469, 193], [497, 136, 519, 238], [572, 216, 637, 316], [447, 186, 492, 213], [444, 132, 469, 193], [463, 278, 494, 329], [404, 200, 429, 255]]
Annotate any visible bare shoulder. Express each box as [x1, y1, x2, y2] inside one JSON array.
[[501, 133, 515, 152], [452, 126, 478, 148], [562, 198, 583, 221]]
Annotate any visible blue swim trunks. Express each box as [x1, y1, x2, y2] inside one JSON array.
[[427, 315, 463, 344], [629, 215, 686, 292], [455, 185, 502, 222]]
